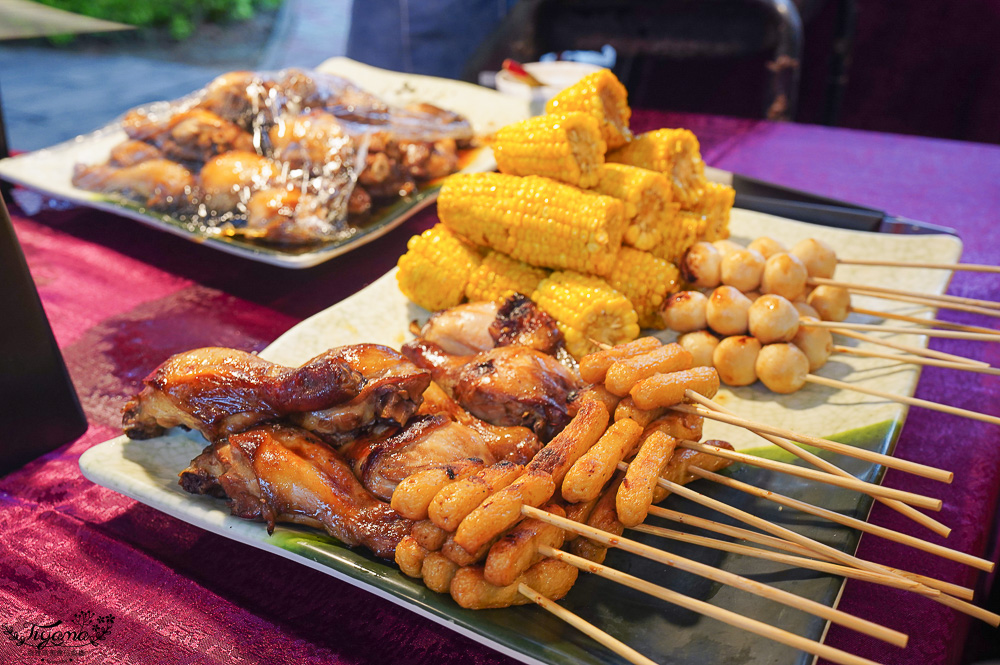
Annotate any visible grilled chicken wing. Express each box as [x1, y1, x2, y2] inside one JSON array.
[[292, 344, 432, 441], [415, 301, 500, 355], [123, 108, 255, 164], [401, 341, 579, 441], [180, 424, 411, 558], [122, 347, 364, 440], [71, 158, 195, 210]]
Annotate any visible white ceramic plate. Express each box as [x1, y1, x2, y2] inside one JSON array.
[[80, 210, 962, 665], [0, 58, 530, 268]]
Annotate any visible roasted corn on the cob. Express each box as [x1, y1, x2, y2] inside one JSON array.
[[607, 129, 707, 208], [687, 181, 734, 241], [532, 271, 640, 358], [465, 250, 550, 303], [604, 247, 681, 329], [438, 173, 627, 276], [396, 224, 482, 311], [492, 113, 606, 188], [590, 163, 673, 252], [654, 210, 710, 265], [545, 69, 632, 150]]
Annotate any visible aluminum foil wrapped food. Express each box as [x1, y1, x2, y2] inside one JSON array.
[[71, 68, 475, 245]]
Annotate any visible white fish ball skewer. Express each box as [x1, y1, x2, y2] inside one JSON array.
[[748, 236, 787, 259], [721, 248, 766, 292], [682, 242, 723, 289], [791, 238, 838, 279], [756, 343, 811, 394], [761, 253, 809, 301], [807, 285, 852, 322], [706, 286, 753, 335], [748, 294, 801, 344], [661, 291, 709, 333], [678, 331, 720, 368], [792, 317, 834, 371], [713, 336, 762, 386]]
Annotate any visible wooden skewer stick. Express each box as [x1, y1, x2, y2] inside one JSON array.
[[690, 470, 1000, 627], [692, 467, 995, 574], [636, 470, 930, 593], [810, 276, 1000, 311], [646, 506, 972, 600], [831, 327, 990, 367], [632, 523, 962, 598], [523, 506, 909, 647], [675, 438, 942, 511], [684, 391, 952, 537], [838, 286, 1000, 319], [517, 584, 658, 665], [672, 403, 954, 483], [834, 345, 1000, 376], [804, 319, 1000, 342], [838, 258, 1000, 274], [850, 306, 1000, 335], [804, 373, 1000, 427], [539, 546, 888, 665]]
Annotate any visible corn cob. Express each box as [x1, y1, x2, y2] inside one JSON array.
[[532, 271, 639, 359], [590, 163, 673, 252], [607, 129, 707, 208], [465, 250, 550, 303], [545, 69, 632, 150], [687, 181, 734, 241], [604, 247, 681, 329], [397, 224, 481, 311], [438, 173, 627, 276], [492, 113, 606, 188], [654, 210, 709, 265]]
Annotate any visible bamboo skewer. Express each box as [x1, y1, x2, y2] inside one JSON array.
[[672, 403, 954, 483], [837, 287, 1000, 319], [804, 319, 1000, 342], [675, 439, 942, 511], [517, 584, 658, 665], [850, 306, 1000, 335], [523, 506, 909, 647], [834, 345, 1000, 376], [683, 391, 953, 537], [810, 276, 1000, 311], [803, 374, 1000, 427], [690, 469, 1000, 627], [632, 523, 963, 598], [646, 506, 973, 600], [539, 546, 888, 665], [838, 258, 1000, 274], [692, 468, 995, 573], [832, 327, 990, 367]]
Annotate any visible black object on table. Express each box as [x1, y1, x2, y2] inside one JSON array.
[[0, 195, 87, 475]]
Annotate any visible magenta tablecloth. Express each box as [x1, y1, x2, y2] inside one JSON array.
[[2, 111, 999, 665]]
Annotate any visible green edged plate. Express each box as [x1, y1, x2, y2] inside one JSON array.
[[0, 58, 530, 268], [81, 210, 961, 664]]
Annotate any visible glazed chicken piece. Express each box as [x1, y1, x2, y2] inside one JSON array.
[[489, 293, 569, 359], [180, 423, 411, 558], [109, 139, 164, 166], [292, 344, 432, 442], [244, 187, 337, 245], [197, 70, 271, 128], [72, 158, 195, 210], [268, 110, 356, 174], [414, 301, 501, 355], [123, 108, 255, 164], [401, 341, 580, 441], [122, 347, 364, 440], [198, 150, 279, 214], [338, 382, 540, 501]]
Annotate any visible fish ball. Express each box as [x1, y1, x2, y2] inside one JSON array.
[[706, 286, 753, 336], [678, 331, 720, 368], [748, 236, 786, 259], [681, 242, 723, 289], [713, 239, 743, 258], [720, 248, 765, 292], [807, 285, 851, 322], [791, 238, 837, 279], [792, 317, 834, 371], [756, 343, 810, 394], [661, 291, 708, 333], [713, 336, 762, 386], [792, 300, 821, 319], [761, 252, 808, 301], [748, 294, 800, 344]]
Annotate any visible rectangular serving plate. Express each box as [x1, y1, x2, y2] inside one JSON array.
[[0, 58, 530, 268], [81, 210, 962, 665]]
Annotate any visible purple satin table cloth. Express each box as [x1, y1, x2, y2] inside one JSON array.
[[2, 111, 999, 665]]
